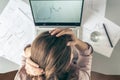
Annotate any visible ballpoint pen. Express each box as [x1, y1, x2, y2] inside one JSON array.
[[103, 23, 113, 48]]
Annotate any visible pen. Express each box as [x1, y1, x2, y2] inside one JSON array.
[[103, 23, 113, 48]]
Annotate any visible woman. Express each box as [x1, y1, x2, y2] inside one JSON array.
[[14, 28, 93, 80]]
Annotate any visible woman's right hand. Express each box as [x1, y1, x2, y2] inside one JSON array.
[[49, 28, 89, 51], [49, 28, 79, 46]]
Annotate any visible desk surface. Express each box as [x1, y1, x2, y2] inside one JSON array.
[[0, 0, 120, 75], [0, 57, 19, 73]]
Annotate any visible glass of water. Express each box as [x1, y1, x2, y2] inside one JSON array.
[[90, 31, 101, 42]]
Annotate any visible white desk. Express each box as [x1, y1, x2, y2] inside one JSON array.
[[0, 0, 120, 72], [82, 0, 120, 57], [82, 0, 120, 75], [0, 57, 19, 73]]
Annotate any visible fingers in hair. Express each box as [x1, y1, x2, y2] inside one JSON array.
[[56, 30, 73, 37], [26, 58, 39, 67], [50, 28, 62, 35]]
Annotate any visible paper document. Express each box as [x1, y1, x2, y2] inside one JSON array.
[[0, 0, 35, 64], [86, 0, 107, 16], [82, 10, 120, 57]]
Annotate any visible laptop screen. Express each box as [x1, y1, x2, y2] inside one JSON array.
[[29, 0, 84, 27]]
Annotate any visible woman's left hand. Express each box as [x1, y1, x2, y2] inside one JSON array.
[[25, 58, 45, 76]]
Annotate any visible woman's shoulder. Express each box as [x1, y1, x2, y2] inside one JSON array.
[[14, 66, 28, 80]]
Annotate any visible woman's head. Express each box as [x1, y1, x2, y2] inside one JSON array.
[[30, 31, 73, 80]]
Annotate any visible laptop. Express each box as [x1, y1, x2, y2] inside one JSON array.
[[29, 0, 84, 38]]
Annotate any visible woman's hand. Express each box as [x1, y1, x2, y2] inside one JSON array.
[[49, 28, 78, 46], [25, 58, 45, 76], [24, 45, 44, 76], [49, 28, 88, 51]]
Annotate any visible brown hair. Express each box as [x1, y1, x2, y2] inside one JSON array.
[[28, 31, 79, 80]]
